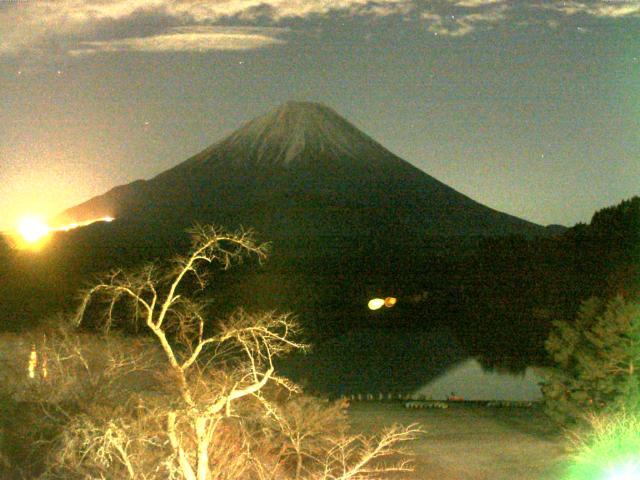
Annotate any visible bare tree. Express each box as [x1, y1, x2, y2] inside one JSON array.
[[27, 225, 423, 479], [318, 424, 422, 480]]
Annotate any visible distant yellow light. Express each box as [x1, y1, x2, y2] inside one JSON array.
[[368, 297, 398, 311], [11, 215, 115, 250], [368, 298, 386, 310], [28, 344, 37, 379], [55, 216, 115, 232], [17, 216, 50, 244]]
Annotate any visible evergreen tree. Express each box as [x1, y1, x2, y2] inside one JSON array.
[[541, 296, 640, 425]]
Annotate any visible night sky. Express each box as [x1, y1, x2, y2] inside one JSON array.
[[1, 1, 638, 232]]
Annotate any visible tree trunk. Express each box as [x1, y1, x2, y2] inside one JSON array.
[[196, 416, 210, 480], [168, 412, 196, 480]]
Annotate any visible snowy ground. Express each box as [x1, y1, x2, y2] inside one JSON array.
[[347, 402, 569, 480]]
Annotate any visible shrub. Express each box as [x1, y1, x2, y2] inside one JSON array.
[[541, 296, 640, 425]]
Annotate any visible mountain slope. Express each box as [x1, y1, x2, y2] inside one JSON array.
[[55, 101, 545, 242]]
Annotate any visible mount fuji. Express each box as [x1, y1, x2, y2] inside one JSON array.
[[55, 101, 545, 243]]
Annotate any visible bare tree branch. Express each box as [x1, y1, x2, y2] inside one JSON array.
[[10, 225, 422, 480]]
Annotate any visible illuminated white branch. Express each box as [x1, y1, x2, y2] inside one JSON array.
[[62, 225, 421, 480]]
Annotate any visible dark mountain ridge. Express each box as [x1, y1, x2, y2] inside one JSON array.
[[55, 101, 545, 243]]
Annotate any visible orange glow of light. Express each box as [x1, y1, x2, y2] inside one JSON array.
[[17, 216, 50, 245], [59, 222, 79, 232], [368, 296, 398, 311], [54, 216, 115, 232], [12, 215, 115, 250]]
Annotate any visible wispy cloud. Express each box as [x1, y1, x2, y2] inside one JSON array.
[[538, 1, 640, 18], [69, 26, 286, 55], [0, 0, 414, 57], [165, 0, 415, 21], [0, 0, 638, 59], [451, 0, 505, 7]]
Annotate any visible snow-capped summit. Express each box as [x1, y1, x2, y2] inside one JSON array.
[[171, 101, 404, 172], [214, 101, 393, 167]]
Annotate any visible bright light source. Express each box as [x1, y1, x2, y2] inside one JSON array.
[[53, 216, 116, 233], [12, 215, 116, 249], [368, 298, 385, 310], [28, 344, 37, 379], [17, 216, 50, 244], [606, 462, 640, 480], [368, 297, 398, 310], [384, 297, 397, 307]]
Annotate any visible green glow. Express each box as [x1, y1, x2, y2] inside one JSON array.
[[563, 411, 640, 480], [605, 462, 640, 480]]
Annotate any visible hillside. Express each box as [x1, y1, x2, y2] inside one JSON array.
[[55, 102, 545, 244]]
